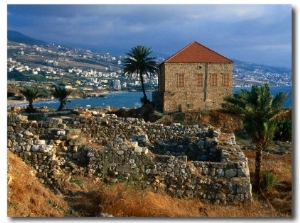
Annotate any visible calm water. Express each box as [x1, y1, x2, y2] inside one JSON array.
[[21, 86, 293, 110]]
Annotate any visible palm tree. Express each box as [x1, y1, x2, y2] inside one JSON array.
[[19, 86, 45, 112], [123, 45, 158, 104], [221, 84, 289, 192], [51, 85, 72, 111]]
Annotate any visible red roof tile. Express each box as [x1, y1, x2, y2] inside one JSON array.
[[164, 41, 233, 63]]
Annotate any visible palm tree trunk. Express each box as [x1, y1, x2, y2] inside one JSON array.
[[140, 71, 148, 102], [254, 147, 263, 193], [58, 101, 63, 111], [58, 104, 63, 111], [28, 100, 34, 111]]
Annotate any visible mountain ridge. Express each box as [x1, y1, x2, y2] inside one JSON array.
[[8, 30, 291, 71], [8, 30, 47, 46]]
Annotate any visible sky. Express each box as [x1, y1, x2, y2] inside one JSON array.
[[6, 3, 292, 68]]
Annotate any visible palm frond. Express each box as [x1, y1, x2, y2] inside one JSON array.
[[123, 45, 158, 101]]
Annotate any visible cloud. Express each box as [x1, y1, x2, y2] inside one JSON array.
[[7, 4, 292, 68]]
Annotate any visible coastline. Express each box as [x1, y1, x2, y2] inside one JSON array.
[[7, 86, 292, 109], [6, 90, 129, 108], [7, 100, 27, 107], [7, 99, 58, 107]]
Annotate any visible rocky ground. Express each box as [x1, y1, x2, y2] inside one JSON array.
[[6, 106, 293, 218]]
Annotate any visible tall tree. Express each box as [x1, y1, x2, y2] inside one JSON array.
[[221, 84, 289, 192], [51, 84, 72, 111], [19, 86, 45, 112], [123, 45, 158, 104]]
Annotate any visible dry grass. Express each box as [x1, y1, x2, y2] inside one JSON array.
[[7, 108, 293, 218], [69, 178, 288, 218], [93, 178, 291, 218], [244, 149, 293, 217], [156, 115, 174, 126], [7, 148, 293, 218], [7, 150, 69, 217], [96, 183, 204, 217], [200, 110, 244, 133], [7, 143, 293, 218]]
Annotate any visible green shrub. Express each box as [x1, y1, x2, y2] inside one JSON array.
[[274, 119, 292, 142], [172, 112, 185, 123], [140, 101, 155, 122], [70, 179, 83, 187], [200, 109, 207, 116], [261, 171, 275, 191], [26, 113, 45, 121]]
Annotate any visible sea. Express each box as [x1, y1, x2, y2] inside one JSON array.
[[17, 86, 293, 110]]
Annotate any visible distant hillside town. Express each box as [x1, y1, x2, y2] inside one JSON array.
[[7, 40, 161, 96], [7, 31, 292, 99]]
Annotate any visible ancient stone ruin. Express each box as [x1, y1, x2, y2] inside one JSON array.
[[7, 109, 252, 205]]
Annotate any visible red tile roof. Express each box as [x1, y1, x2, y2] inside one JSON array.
[[164, 41, 233, 63]]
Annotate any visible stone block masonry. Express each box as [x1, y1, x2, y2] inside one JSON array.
[[154, 41, 234, 113], [156, 62, 233, 113], [7, 111, 252, 205]]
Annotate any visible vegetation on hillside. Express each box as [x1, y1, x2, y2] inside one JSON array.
[[221, 84, 289, 192], [50, 84, 72, 111], [19, 85, 45, 112]]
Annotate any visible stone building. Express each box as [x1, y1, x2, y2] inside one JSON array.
[[153, 41, 233, 113]]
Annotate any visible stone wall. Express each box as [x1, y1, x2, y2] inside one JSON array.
[[7, 111, 252, 205], [154, 62, 233, 112]]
